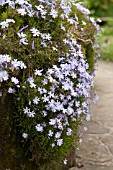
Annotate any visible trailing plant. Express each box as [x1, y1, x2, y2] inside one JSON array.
[[0, 0, 99, 169]]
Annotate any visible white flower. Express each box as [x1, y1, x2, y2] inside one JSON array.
[[34, 69, 43, 76], [79, 138, 83, 144], [47, 75, 55, 83], [0, 21, 9, 28], [42, 94, 49, 102], [41, 41, 47, 47], [82, 21, 86, 25], [48, 130, 53, 137], [31, 40, 34, 49], [11, 59, 26, 70], [57, 138, 63, 146], [38, 87, 43, 94], [67, 106, 74, 115], [90, 17, 96, 25], [33, 96, 40, 104], [29, 101, 31, 105], [15, 0, 29, 5], [41, 33, 51, 40], [83, 126, 88, 131], [11, 77, 19, 84], [27, 77, 34, 83], [66, 128, 72, 136], [8, 87, 16, 93], [27, 9, 34, 17], [27, 77, 36, 88], [60, 24, 66, 31], [50, 9, 58, 18], [58, 123, 63, 130], [48, 91, 55, 98], [40, 9, 47, 18], [42, 88, 47, 93], [17, 8, 27, 15], [0, 0, 6, 6], [55, 132, 61, 139], [23, 107, 35, 117], [35, 4, 44, 11], [75, 3, 90, 15], [20, 38, 28, 45], [51, 143, 55, 148], [19, 61, 26, 69], [63, 158, 67, 165], [28, 110, 35, 117], [6, 19, 15, 23], [0, 70, 9, 82], [22, 133, 28, 139], [0, 54, 11, 63], [0, 19, 15, 28], [71, 72, 77, 79], [23, 107, 30, 114], [63, 39, 69, 44], [97, 18, 102, 23], [75, 101, 80, 107], [30, 82, 36, 88], [47, 69, 54, 75], [17, 32, 26, 38], [52, 47, 58, 51], [35, 124, 43, 132], [30, 28, 40, 37], [42, 110, 47, 117], [49, 119, 56, 125], [3, 35, 6, 39], [68, 18, 75, 24]]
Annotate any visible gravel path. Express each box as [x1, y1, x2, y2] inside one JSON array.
[[69, 60, 113, 170]]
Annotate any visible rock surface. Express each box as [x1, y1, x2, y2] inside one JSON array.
[[69, 60, 113, 170]]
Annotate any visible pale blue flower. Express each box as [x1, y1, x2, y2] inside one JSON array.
[[35, 124, 43, 132], [11, 77, 19, 85], [57, 138, 63, 146], [22, 133, 28, 138], [17, 8, 27, 15], [33, 96, 40, 104], [55, 132, 61, 139]]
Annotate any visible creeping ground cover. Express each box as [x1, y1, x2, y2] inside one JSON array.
[[0, 0, 99, 170]]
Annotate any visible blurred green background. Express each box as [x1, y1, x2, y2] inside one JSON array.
[[82, 0, 113, 62]]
